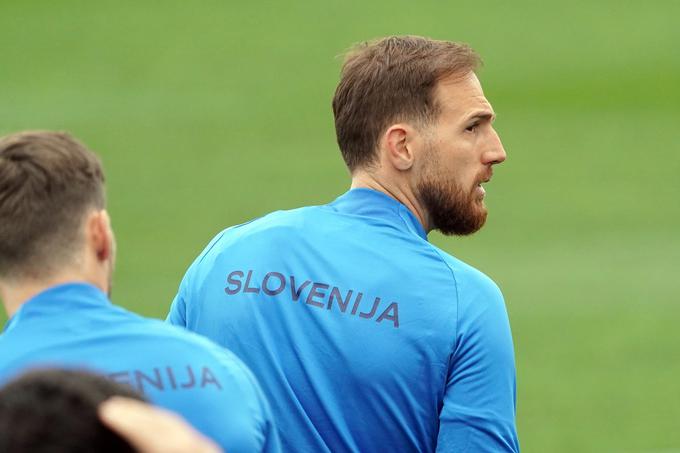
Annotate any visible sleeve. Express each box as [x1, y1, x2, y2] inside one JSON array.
[[165, 246, 203, 327], [166, 291, 187, 327], [166, 229, 229, 327], [436, 274, 519, 453], [166, 258, 195, 327]]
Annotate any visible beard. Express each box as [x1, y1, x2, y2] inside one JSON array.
[[416, 157, 488, 236]]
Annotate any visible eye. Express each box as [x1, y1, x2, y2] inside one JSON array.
[[465, 122, 479, 133]]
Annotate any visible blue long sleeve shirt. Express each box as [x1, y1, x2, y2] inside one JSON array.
[[0, 283, 280, 453], [168, 188, 519, 452]]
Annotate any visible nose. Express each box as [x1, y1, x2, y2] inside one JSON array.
[[483, 127, 506, 165]]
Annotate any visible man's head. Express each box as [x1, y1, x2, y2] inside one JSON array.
[[0, 368, 145, 453], [0, 131, 114, 295], [333, 36, 506, 235]]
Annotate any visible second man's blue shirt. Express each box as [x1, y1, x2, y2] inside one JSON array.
[[0, 283, 280, 453]]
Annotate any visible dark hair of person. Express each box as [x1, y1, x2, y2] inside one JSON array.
[[0, 368, 145, 453]]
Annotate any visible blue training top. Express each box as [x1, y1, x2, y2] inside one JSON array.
[[0, 283, 280, 453], [168, 188, 519, 453]]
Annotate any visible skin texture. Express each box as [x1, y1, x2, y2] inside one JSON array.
[[0, 209, 115, 318], [351, 72, 507, 235], [99, 397, 222, 453]]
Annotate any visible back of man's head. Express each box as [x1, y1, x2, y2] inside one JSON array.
[[332, 35, 481, 171], [0, 368, 144, 453], [0, 131, 106, 280]]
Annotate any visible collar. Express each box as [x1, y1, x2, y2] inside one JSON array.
[[328, 188, 428, 240], [3, 283, 110, 334]]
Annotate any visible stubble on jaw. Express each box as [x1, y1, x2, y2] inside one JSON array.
[[416, 149, 488, 236]]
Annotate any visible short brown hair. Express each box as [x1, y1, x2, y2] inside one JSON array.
[[332, 35, 481, 170], [0, 131, 105, 279]]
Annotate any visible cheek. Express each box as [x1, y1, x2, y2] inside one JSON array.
[[440, 138, 475, 165], [451, 152, 481, 183], [440, 154, 473, 184]]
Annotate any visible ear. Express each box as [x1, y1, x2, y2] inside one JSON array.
[[383, 124, 415, 171], [86, 210, 113, 263]]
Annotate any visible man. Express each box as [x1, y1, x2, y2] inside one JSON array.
[[0, 131, 280, 453], [169, 35, 519, 452], [0, 368, 221, 453], [0, 368, 144, 453]]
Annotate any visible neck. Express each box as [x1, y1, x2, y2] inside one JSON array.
[[351, 171, 431, 233], [0, 271, 106, 318]]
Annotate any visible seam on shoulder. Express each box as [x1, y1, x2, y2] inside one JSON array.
[[196, 229, 228, 265], [195, 212, 282, 266], [425, 244, 460, 351]]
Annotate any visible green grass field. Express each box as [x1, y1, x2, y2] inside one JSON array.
[[1, 1, 679, 451]]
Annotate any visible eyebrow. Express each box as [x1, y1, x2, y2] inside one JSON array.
[[465, 111, 496, 123]]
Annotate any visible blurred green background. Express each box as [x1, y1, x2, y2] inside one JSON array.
[[1, 0, 679, 451]]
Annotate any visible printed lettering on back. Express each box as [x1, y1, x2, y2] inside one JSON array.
[[109, 366, 222, 394], [224, 270, 400, 328]]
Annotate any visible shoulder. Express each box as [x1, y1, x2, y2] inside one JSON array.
[[199, 206, 321, 252], [130, 315, 263, 386], [146, 322, 268, 407], [426, 243, 504, 309], [224, 205, 324, 237], [131, 316, 243, 362]]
